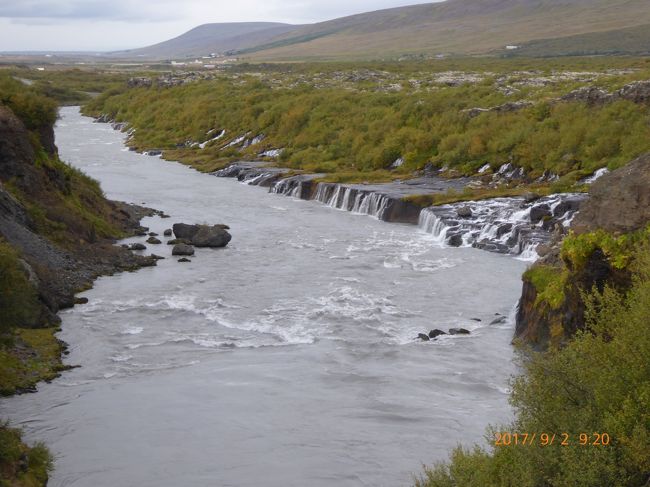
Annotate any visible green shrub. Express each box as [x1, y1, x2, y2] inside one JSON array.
[[0, 241, 39, 332], [415, 245, 650, 487], [0, 421, 53, 486]]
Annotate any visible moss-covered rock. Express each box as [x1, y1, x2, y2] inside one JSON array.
[[515, 153, 650, 348]]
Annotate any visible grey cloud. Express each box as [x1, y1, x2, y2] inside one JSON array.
[[0, 0, 177, 22], [0, 0, 439, 24]]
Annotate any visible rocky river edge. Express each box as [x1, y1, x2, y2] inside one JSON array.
[[95, 114, 650, 350]]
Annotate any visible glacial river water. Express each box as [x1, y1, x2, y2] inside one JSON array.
[[0, 107, 529, 487]]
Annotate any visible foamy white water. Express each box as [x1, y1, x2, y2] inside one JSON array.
[[0, 108, 528, 487]]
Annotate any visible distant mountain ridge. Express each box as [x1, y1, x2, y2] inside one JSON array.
[[111, 22, 303, 59], [118, 0, 650, 60]]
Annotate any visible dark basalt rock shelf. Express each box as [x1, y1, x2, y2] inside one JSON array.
[[213, 161, 472, 225], [212, 161, 587, 258]]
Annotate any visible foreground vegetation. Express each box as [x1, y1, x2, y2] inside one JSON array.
[[83, 57, 650, 190], [416, 241, 650, 486], [0, 422, 52, 487]]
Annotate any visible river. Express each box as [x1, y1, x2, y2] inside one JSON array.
[[0, 107, 528, 487]]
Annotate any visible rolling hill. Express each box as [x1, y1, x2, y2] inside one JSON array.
[[118, 0, 650, 60], [506, 23, 650, 57], [243, 0, 650, 60], [111, 22, 303, 59]]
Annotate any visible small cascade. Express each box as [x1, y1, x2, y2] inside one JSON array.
[[242, 172, 274, 185], [198, 130, 225, 149], [270, 177, 303, 197], [212, 163, 285, 187], [580, 167, 609, 185], [418, 193, 587, 258], [310, 183, 393, 220]]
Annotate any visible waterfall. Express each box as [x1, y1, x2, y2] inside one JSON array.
[[306, 183, 393, 220], [340, 187, 353, 211], [243, 172, 272, 185], [270, 178, 303, 197], [354, 192, 390, 220], [328, 185, 343, 208], [417, 210, 450, 245], [418, 194, 587, 257], [215, 164, 585, 259]]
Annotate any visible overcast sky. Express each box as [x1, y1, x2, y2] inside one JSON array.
[[0, 0, 442, 52]]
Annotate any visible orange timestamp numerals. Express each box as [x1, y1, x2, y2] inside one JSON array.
[[494, 432, 611, 447]]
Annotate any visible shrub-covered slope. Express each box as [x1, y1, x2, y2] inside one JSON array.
[[416, 243, 650, 485], [84, 62, 650, 187]]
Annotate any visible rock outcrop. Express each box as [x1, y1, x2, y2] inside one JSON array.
[[561, 80, 650, 106], [1, 103, 157, 327], [571, 154, 650, 235], [515, 153, 650, 348]]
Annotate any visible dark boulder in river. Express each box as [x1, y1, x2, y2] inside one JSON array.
[[417, 333, 430, 341], [428, 329, 447, 339], [192, 226, 232, 248], [146, 237, 162, 244], [172, 244, 195, 256], [173, 223, 232, 248], [172, 223, 200, 240], [163, 229, 172, 236], [530, 204, 552, 224], [449, 328, 471, 335], [457, 206, 472, 218], [448, 234, 463, 247], [177, 258, 192, 263], [129, 243, 146, 251], [167, 238, 191, 245]]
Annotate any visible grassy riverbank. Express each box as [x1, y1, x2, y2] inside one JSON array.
[[82, 57, 650, 195], [0, 73, 155, 486]]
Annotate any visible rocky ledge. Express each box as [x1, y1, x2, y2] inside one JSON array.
[[0, 103, 160, 327], [214, 161, 585, 257], [515, 153, 650, 348], [213, 161, 471, 224]]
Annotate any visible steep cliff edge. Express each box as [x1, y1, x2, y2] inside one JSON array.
[[0, 75, 173, 485], [515, 153, 650, 348], [0, 78, 164, 487], [0, 104, 156, 333]]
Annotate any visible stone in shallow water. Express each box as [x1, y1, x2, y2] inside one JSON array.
[[172, 244, 195, 256], [457, 206, 473, 218], [428, 329, 447, 339], [530, 204, 552, 224], [449, 328, 471, 335], [448, 234, 463, 247], [490, 316, 507, 325], [172, 223, 231, 248]]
